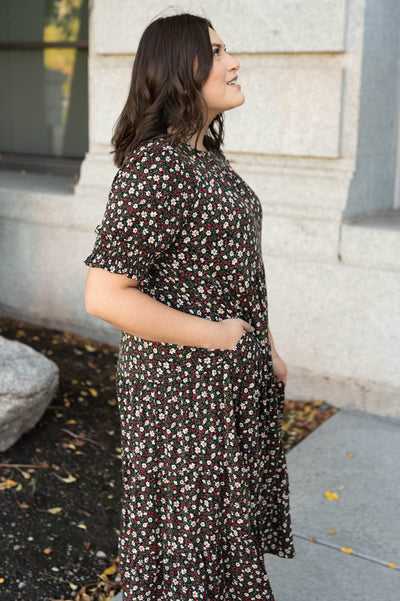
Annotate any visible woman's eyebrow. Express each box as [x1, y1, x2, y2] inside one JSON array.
[[212, 43, 226, 51]]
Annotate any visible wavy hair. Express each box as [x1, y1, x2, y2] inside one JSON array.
[[111, 13, 224, 167]]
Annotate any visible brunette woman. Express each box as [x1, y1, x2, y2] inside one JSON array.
[[84, 13, 294, 601]]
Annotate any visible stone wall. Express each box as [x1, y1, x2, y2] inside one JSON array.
[[1, 0, 399, 416]]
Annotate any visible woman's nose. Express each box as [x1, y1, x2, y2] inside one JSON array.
[[227, 53, 240, 71]]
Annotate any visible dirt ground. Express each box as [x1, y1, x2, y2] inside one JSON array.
[[0, 316, 338, 601]]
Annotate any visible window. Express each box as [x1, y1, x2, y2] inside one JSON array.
[[0, 0, 88, 172]]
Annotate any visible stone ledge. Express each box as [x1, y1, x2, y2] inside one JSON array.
[[0, 170, 108, 232], [285, 365, 400, 419]]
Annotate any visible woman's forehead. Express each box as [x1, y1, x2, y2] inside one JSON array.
[[209, 27, 224, 47]]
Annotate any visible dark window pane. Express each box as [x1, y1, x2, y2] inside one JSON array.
[[0, 0, 88, 159]]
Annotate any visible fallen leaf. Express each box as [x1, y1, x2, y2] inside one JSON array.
[[89, 388, 98, 398], [16, 483, 23, 492], [20, 470, 31, 479], [328, 529, 336, 535], [43, 548, 53, 554], [66, 419, 77, 425], [387, 562, 397, 569], [54, 473, 77, 484], [325, 490, 339, 501], [47, 507, 63, 514], [77, 523, 87, 530], [84, 344, 97, 352], [341, 547, 354, 554], [348, 452, 354, 457], [69, 582, 78, 590], [0, 577, 4, 583], [307, 536, 315, 542], [337, 485, 344, 490], [0, 479, 18, 490], [104, 565, 117, 576]]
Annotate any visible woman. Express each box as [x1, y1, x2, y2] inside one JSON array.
[[84, 13, 294, 601]]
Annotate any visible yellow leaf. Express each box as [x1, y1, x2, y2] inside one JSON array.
[[43, 548, 53, 554], [89, 388, 98, 397], [337, 485, 344, 490], [84, 344, 97, 352], [77, 523, 87, 530], [20, 470, 31, 480], [348, 452, 354, 457], [55, 473, 77, 484], [69, 582, 78, 590], [66, 419, 77, 425], [0, 577, 4, 583], [16, 483, 23, 492], [104, 565, 117, 576], [328, 529, 336, 535], [325, 490, 339, 501], [16, 329, 26, 337], [47, 507, 63, 514], [387, 562, 397, 569], [107, 430, 115, 436], [341, 547, 354, 554], [0, 480, 18, 490]]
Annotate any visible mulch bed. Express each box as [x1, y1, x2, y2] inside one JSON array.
[[0, 316, 338, 601]]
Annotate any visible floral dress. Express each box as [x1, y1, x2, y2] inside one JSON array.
[[85, 138, 295, 601]]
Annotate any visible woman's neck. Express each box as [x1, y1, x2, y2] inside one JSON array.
[[187, 131, 207, 151]]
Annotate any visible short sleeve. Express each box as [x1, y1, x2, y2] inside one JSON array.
[[84, 142, 193, 281]]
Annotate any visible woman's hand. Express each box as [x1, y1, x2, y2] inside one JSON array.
[[212, 318, 255, 350], [272, 354, 287, 385]]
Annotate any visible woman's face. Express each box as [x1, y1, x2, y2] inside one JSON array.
[[201, 28, 245, 122]]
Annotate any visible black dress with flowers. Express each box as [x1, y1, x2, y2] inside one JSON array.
[[85, 138, 295, 601]]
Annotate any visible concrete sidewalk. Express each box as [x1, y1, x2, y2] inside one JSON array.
[[266, 409, 400, 601], [114, 409, 400, 601]]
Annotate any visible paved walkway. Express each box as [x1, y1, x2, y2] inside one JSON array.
[[266, 409, 400, 600], [114, 409, 400, 601]]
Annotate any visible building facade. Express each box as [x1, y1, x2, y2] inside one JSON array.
[[1, 0, 399, 416]]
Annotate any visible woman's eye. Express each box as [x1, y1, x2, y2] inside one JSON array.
[[212, 46, 226, 57]]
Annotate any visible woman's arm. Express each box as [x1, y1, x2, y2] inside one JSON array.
[[268, 327, 287, 385], [85, 267, 253, 350]]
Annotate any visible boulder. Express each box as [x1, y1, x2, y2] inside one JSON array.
[[0, 336, 59, 452]]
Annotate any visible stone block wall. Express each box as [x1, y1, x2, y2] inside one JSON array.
[[1, 0, 399, 416]]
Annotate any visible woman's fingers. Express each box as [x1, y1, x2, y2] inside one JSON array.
[[241, 320, 255, 333]]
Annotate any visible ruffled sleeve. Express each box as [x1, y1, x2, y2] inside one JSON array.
[[84, 141, 193, 282]]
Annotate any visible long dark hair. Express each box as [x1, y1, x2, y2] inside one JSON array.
[[111, 13, 224, 167]]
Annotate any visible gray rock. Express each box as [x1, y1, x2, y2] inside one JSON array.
[[0, 336, 59, 451]]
